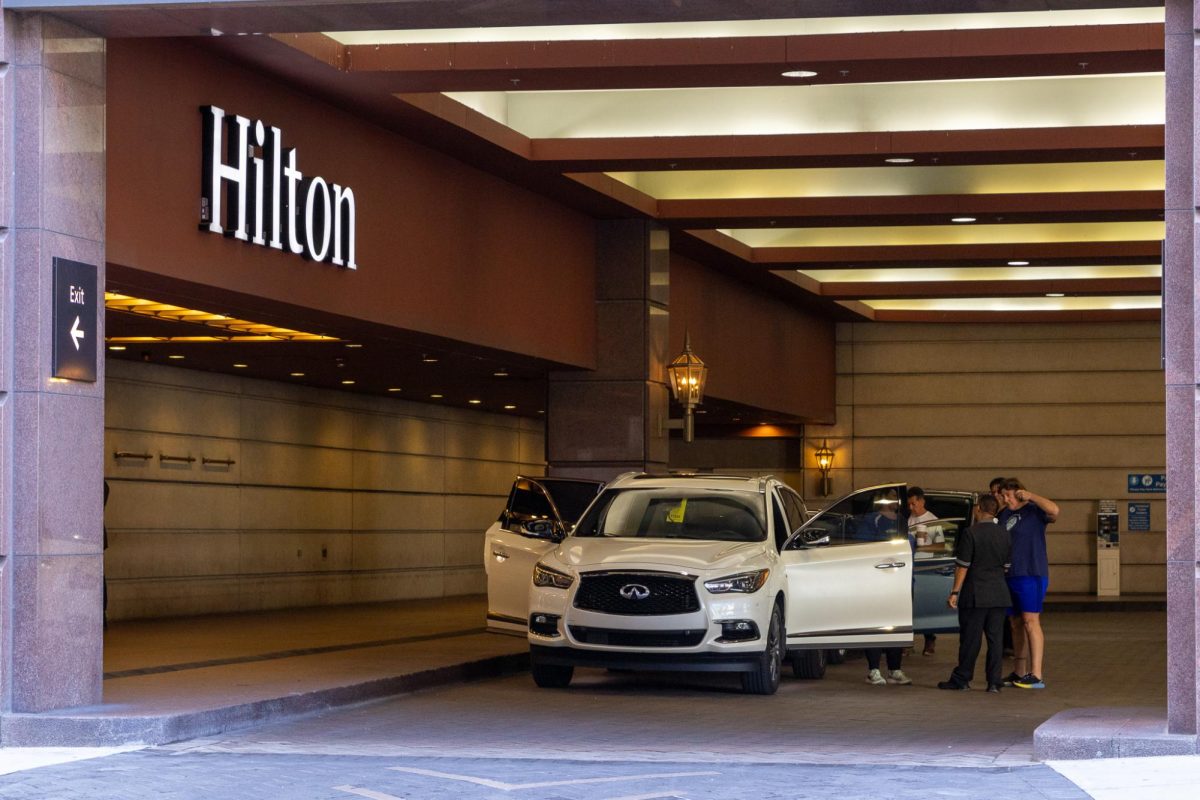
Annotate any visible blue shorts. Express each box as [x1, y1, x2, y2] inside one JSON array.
[[1007, 576, 1049, 615]]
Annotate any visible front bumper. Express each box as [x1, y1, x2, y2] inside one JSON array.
[[530, 644, 763, 672]]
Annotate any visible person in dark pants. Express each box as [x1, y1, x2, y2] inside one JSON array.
[[938, 493, 1012, 693], [990, 476, 1015, 657]]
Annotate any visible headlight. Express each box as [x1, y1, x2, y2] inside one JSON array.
[[705, 569, 770, 594], [532, 562, 575, 589]]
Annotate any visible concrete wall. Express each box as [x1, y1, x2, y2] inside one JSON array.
[[807, 320, 1165, 594], [103, 360, 545, 620]]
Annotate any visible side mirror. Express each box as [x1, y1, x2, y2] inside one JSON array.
[[521, 519, 563, 540]]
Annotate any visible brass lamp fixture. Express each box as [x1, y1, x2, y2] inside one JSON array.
[[814, 439, 835, 497], [665, 332, 708, 443]]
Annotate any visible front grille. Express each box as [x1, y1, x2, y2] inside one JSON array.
[[574, 572, 700, 616], [569, 626, 706, 648]]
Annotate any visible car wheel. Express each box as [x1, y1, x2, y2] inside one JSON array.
[[792, 647, 827, 679], [826, 648, 846, 665], [530, 655, 574, 689], [741, 604, 783, 695]]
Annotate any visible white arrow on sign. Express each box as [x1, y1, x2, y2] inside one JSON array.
[[69, 315, 85, 351]]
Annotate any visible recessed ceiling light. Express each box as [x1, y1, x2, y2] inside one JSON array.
[[387, 387, 402, 392], [108, 345, 126, 351], [168, 354, 185, 360], [1046, 292, 1066, 298], [233, 363, 248, 368], [430, 393, 443, 399], [781, 69, 818, 78], [503, 404, 516, 410], [951, 217, 977, 223], [290, 372, 305, 377], [421, 354, 439, 363], [341, 379, 356, 385], [884, 157, 914, 164], [344, 343, 363, 349], [537, 410, 545, 414], [468, 399, 482, 405], [493, 369, 509, 377], [1008, 260, 1030, 266]]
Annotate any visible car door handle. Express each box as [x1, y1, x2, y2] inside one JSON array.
[[492, 548, 509, 561], [936, 566, 956, 576], [874, 561, 907, 569]]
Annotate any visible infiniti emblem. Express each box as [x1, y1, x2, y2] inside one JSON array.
[[619, 583, 651, 601]]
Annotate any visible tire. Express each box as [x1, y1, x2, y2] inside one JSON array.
[[530, 656, 574, 689], [741, 605, 784, 695], [792, 648, 827, 679], [826, 648, 847, 665]]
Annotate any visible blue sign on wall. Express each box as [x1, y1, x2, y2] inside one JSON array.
[[1128, 502, 1151, 532], [1127, 473, 1166, 493]]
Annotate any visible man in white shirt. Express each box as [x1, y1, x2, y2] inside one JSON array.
[[908, 487, 942, 655]]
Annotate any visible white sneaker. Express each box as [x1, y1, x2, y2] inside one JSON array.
[[888, 669, 912, 685], [865, 669, 886, 685]]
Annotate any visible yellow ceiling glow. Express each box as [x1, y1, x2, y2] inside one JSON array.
[[862, 296, 1161, 312], [607, 161, 1164, 200], [797, 265, 1163, 283], [729, 221, 1164, 249], [327, 7, 1161, 44], [104, 292, 339, 343]]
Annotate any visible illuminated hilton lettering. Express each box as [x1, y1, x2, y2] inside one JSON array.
[[200, 106, 357, 269]]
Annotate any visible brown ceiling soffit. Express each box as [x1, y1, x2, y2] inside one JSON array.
[[816, 277, 1162, 300], [657, 191, 1165, 228], [750, 240, 1163, 268], [337, 24, 1162, 91], [529, 125, 1165, 171], [872, 308, 1160, 323]]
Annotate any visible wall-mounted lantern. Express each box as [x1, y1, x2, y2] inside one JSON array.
[[815, 439, 835, 496], [665, 332, 708, 443]]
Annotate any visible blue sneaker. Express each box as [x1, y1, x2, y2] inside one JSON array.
[[1014, 673, 1045, 689]]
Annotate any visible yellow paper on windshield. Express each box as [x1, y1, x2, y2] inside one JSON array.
[[666, 499, 687, 523]]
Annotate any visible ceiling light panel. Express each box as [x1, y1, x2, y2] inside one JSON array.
[[797, 265, 1163, 283], [449, 75, 1163, 139], [729, 221, 1164, 249], [607, 161, 1164, 200], [326, 7, 1161, 44], [105, 292, 338, 342], [863, 295, 1161, 312]]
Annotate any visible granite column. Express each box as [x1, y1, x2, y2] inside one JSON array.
[[0, 10, 106, 719], [548, 220, 670, 480]]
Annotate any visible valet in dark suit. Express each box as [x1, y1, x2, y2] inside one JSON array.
[[938, 494, 1012, 692]]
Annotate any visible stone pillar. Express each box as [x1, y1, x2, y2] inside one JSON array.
[[0, 11, 106, 716], [548, 220, 669, 481], [1163, 0, 1199, 738]]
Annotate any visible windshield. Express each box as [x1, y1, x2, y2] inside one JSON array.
[[573, 487, 767, 542], [541, 479, 603, 523]]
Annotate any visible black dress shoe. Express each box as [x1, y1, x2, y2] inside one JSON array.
[[937, 680, 970, 690], [987, 684, 1002, 693]]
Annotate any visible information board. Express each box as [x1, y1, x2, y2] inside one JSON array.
[[1128, 502, 1151, 532]]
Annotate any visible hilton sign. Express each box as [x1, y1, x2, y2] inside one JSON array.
[[200, 106, 358, 269]]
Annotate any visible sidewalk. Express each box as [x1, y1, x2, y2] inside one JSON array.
[[0, 596, 526, 747]]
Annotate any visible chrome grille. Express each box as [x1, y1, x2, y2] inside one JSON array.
[[569, 626, 706, 648]]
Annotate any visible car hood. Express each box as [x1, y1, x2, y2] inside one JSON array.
[[555, 537, 769, 572]]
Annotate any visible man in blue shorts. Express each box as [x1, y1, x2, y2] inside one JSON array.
[[999, 478, 1059, 689]]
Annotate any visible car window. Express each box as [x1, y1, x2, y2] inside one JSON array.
[[574, 487, 767, 542], [505, 478, 556, 531], [789, 485, 904, 548], [540, 479, 604, 523], [912, 492, 973, 559], [771, 493, 790, 550], [781, 488, 808, 536]]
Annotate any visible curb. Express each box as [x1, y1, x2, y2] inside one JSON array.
[[0, 652, 530, 748]]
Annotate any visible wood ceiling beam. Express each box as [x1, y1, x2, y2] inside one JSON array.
[[745, 239, 1163, 268], [657, 191, 1164, 228], [341, 24, 1162, 91], [533, 125, 1164, 170], [816, 277, 1161, 299]]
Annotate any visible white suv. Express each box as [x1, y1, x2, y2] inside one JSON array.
[[487, 473, 915, 695]]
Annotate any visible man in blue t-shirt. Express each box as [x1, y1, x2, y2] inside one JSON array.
[[998, 478, 1059, 690]]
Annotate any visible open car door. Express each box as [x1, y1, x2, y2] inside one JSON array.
[[781, 484, 913, 651], [484, 476, 603, 634]]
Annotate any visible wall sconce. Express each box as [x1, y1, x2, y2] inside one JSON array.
[[665, 332, 708, 443], [815, 439, 835, 497]]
